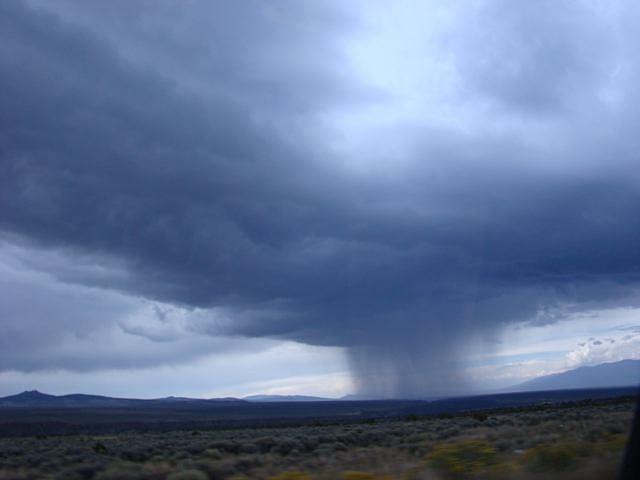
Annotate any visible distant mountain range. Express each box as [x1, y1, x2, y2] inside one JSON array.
[[510, 359, 640, 392], [243, 394, 332, 402], [3, 360, 638, 408], [0, 390, 246, 408], [239, 394, 391, 402], [0, 390, 342, 408]]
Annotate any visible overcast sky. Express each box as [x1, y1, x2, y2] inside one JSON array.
[[1, 0, 640, 398]]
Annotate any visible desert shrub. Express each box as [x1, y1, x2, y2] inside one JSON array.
[[120, 448, 150, 462], [316, 434, 336, 444], [166, 469, 208, 480], [214, 440, 243, 454], [404, 433, 425, 443], [522, 442, 587, 472], [144, 461, 172, 478], [195, 459, 239, 479], [472, 413, 488, 422], [94, 463, 145, 480], [601, 433, 628, 452], [606, 423, 626, 435], [204, 448, 223, 459], [521, 415, 541, 426], [172, 450, 190, 460], [66, 446, 87, 456], [437, 427, 461, 440], [238, 442, 257, 455], [186, 444, 206, 455], [425, 439, 498, 478], [493, 439, 513, 452], [92, 442, 108, 454], [499, 417, 515, 427], [299, 437, 319, 452], [333, 441, 348, 452], [337, 431, 361, 446], [255, 437, 278, 453], [267, 471, 311, 480], [342, 471, 376, 479], [0, 470, 37, 480], [271, 438, 303, 456], [231, 455, 262, 473], [585, 426, 604, 442], [67, 462, 104, 479], [312, 443, 334, 455], [25, 454, 46, 467]]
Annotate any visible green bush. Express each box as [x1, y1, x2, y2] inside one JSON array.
[[425, 439, 498, 478]]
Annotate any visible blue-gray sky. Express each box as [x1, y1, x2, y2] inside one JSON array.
[[1, 0, 640, 398]]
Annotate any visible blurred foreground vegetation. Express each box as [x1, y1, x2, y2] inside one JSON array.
[[0, 398, 634, 479]]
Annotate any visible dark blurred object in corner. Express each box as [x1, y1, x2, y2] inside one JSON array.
[[619, 390, 640, 479]]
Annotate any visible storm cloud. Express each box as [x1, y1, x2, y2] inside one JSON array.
[[1, 0, 640, 396]]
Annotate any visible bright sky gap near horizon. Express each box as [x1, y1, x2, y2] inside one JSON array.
[[1, 0, 640, 399]]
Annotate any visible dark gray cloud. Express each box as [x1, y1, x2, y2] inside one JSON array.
[[1, 0, 640, 396]]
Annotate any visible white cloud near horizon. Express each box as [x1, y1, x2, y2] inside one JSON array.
[[466, 307, 640, 389]]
